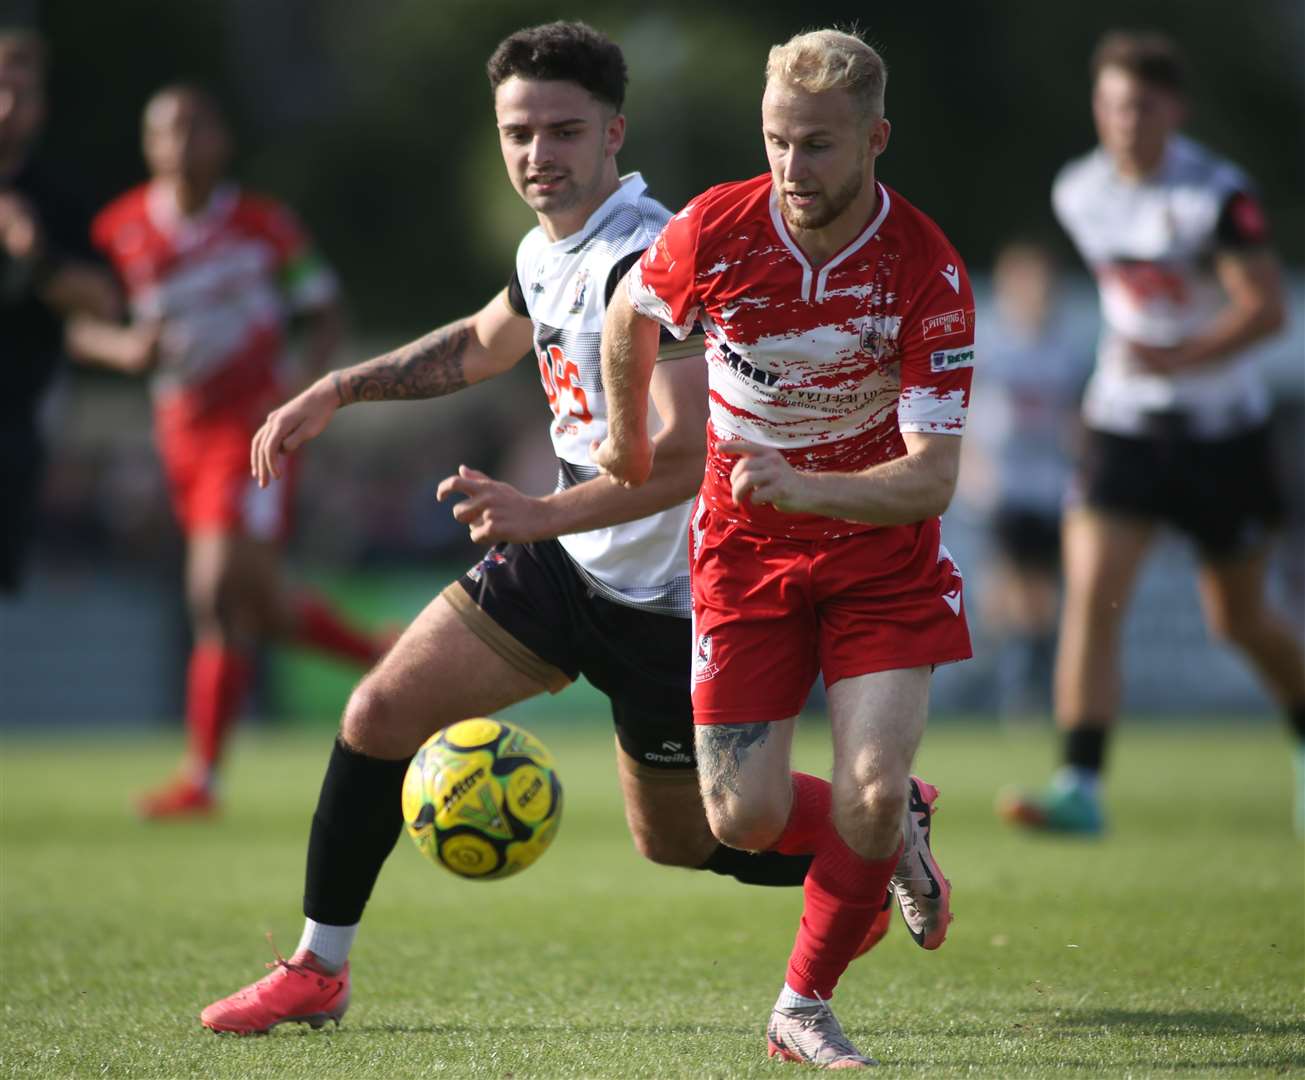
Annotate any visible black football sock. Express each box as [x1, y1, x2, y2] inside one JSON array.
[[699, 844, 812, 886], [1287, 703, 1305, 743], [1062, 725, 1109, 775], [303, 736, 410, 926]]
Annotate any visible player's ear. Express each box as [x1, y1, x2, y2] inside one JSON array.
[[606, 111, 626, 158], [869, 117, 891, 158]]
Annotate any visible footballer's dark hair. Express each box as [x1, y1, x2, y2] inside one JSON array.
[[487, 21, 627, 111], [1090, 30, 1186, 94]]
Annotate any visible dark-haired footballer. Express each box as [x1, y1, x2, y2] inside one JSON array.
[[200, 20, 874, 1035]]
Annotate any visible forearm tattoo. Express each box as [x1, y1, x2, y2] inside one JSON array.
[[697, 723, 770, 798], [334, 320, 472, 405]]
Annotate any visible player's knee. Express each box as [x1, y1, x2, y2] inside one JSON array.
[[832, 776, 906, 860], [628, 824, 714, 868], [702, 793, 786, 853], [339, 677, 409, 758], [186, 586, 225, 637]]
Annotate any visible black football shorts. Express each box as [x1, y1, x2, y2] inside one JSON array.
[[443, 539, 696, 773], [992, 506, 1062, 571], [1075, 421, 1284, 562]]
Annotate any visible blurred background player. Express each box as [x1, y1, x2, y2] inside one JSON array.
[[596, 29, 971, 1068], [998, 31, 1305, 834], [67, 85, 389, 819], [1, 29, 117, 596], [964, 240, 1088, 721], [199, 21, 826, 1037]]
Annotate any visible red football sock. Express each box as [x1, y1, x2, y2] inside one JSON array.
[[778, 777, 903, 1000], [185, 643, 252, 776], [291, 593, 382, 667], [773, 772, 833, 855]]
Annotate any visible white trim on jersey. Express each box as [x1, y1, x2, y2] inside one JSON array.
[[766, 183, 892, 302]]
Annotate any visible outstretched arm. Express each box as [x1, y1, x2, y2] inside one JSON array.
[[590, 282, 662, 487], [251, 289, 533, 486]]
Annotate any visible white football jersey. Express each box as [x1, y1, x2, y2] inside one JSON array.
[[1053, 135, 1273, 438], [969, 312, 1089, 514], [509, 173, 697, 616]]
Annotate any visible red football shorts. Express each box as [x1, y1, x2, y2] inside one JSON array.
[[689, 502, 972, 725], [155, 401, 294, 541]]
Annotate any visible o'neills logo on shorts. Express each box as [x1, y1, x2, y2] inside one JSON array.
[[693, 633, 719, 683], [644, 739, 694, 766], [921, 309, 968, 340]]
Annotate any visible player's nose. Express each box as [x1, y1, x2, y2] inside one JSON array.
[[527, 135, 554, 166], [781, 151, 807, 183]]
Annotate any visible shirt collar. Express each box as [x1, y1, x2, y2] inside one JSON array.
[[546, 171, 647, 252]]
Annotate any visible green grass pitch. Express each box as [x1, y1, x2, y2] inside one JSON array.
[[2, 720, 1301, 1078]]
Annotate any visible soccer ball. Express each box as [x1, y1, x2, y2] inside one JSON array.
[[401, 717, 563, 880]]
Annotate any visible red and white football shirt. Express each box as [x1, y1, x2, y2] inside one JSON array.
[[92, 183, 336, 537], [92, 182, 337, 420], [627, 173, 975, 540]]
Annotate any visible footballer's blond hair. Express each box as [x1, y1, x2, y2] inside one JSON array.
[[765, 29, 887, 120]]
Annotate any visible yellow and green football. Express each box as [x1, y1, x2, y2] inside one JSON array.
[[401, 718, 563, 880]]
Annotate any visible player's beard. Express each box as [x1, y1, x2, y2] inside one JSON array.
[[524, 173, 578, 214], [780, 154, 867, 232], [524, 152, 604, 218]]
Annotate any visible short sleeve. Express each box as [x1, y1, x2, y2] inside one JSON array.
[[506, 268, 530, 316], [625, 201, 702, 340], [253, 200, 338, 311], [896, 255, 976, 436], [1215, 190, 1270, 250], [604, 250, 643, 306]]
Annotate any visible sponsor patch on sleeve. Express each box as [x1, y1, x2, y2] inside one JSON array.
[[929, 345, 975, 373], [920, 308, 971, 341]]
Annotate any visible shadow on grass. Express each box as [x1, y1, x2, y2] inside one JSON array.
[[1047, 1008, 1305, 1037], [342, 1021, 755, 1037]]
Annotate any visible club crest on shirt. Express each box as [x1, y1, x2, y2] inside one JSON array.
[[859, 314, 901, 361], [568, 268, 591, 313], [693, 633, 719, 683]]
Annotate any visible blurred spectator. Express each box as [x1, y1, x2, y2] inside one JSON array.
[[0, 28, 117, 595], [965, 241, 1089, 721], [67, 84, 390, 819], [997, 31, 1305, 835]]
